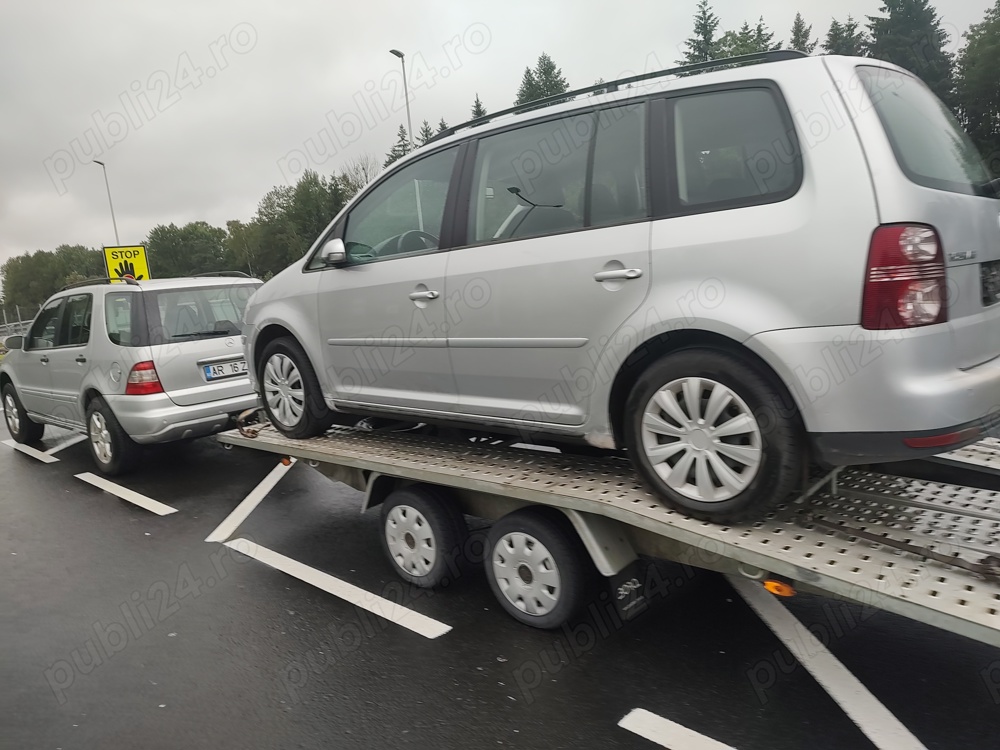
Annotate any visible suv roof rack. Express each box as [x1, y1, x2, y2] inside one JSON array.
[[60, 276, 141, 291], [428, 49, 809, 144], [191, 271, 253, 278]]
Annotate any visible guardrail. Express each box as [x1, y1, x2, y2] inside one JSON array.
[[0, 321, 30, 339]]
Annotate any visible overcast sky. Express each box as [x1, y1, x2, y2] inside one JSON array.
[[0, 0, 992, 266]]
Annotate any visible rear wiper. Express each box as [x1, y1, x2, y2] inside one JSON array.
[[170, 330, 235, 339]]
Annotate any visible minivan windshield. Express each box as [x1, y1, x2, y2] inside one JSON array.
[[857, 66, 990, 197], [147, 283, 259, 343]]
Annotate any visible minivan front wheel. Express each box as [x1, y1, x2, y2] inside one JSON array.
[[258, 337, 332, 438], [624, 349, 802, 523]]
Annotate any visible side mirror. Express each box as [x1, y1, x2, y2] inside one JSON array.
[[322, 238, 347, 267], [3, 335, 23, 351]]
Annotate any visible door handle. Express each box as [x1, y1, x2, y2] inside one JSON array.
[[39, 356, 49, 364], [76, 356, 87, 364], [594, 268, 643, 282], [409, 290, 440, 301]]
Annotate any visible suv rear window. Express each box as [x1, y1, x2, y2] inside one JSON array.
[[857, 66, 990, 196], [147, 284, 258, 343], [105, 292, 137, 346]]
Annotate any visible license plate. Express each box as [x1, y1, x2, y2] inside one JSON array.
[[983, 261, 1000, 307], [204, 360, 248, 380]]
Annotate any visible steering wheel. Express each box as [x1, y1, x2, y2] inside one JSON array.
[[396, 230, 439, 255]]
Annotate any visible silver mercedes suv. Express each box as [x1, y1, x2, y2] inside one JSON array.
[[2, 275, 261, 474], [241, 51, 1000, 521]]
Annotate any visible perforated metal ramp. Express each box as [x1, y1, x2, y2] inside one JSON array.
[[932, 437, 1000, 477], [217, 426, 1000, 648]]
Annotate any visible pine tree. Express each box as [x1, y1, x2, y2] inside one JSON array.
[[790, 12, 818, 54], [956, 0, 1000, 175], [471, 93, 487, 119], [417, 119, 435, 145], [591, 77, 606, 97], [515, 67, 540, 106], [680, 0, 721, 64], [383, 124, 411, 168], [514, 53, 569, 106], [868, 0, 955, 108], [823, 16, 869, 55], [717, 18, 781, 58], [437, 117, 449, 134]]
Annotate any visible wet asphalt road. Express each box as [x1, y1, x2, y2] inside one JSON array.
[[5, 423, 1000, 750]]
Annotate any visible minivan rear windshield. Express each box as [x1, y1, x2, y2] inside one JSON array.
[[857, 66, 990, 196], [146, 283, 260, 344]]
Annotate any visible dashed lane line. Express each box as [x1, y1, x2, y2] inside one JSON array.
[[618, 709, 737, 749], [75, 472, 178, 516], [205, 459, 295, 543], [224, 538, 452, 639], [45, 433, 88, 455], [3, 439, 60, 464], [728, 575, 927, 750]]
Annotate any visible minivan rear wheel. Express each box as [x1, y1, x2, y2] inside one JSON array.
[[624, 349, 802, 523], [258, 337, 332, 438]]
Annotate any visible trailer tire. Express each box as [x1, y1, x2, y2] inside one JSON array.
[[380, 485, 469, 589], [485, 508, 596, 629]]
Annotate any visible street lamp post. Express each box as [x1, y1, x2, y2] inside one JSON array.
[[92, 160, 120, 245], [389, 49, 414, 148]]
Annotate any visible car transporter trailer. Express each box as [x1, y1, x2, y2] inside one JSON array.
[[216, 419, 1000, 648]]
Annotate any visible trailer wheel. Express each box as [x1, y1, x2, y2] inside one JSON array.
[[485, 508, 596, 629], [380, 485, 468, 589]]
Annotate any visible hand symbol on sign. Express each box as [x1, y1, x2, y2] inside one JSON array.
[[115, 260, 144, 280]]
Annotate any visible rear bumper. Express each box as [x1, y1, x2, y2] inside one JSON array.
[[809, 409, 1000, 466], [106, 391, 260, 445]]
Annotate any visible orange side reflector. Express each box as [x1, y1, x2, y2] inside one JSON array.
[[280, 456, 292, 466], [763, 580, 796, 597]]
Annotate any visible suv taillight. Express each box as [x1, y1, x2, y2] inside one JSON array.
[[125, 361, 163, 395], [861, 224, 947, 330]]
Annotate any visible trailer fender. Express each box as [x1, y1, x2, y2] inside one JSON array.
[[362, 473, 398, 513], [558, 509, 638, 577]]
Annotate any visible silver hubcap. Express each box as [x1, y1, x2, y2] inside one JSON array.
[[492, 532, 560, 616], [4, 394, 20, 435], [89, 412, 113, 464], [263, 353, 305, 428], [385, 505, 437, 577], [641, 377, 762, 503]]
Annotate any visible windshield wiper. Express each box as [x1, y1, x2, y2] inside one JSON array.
[[170, 330, 235, 339]]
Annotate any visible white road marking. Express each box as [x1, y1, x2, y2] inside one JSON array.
[[728, 576, 927, 750], [75, 472, 178, 516], [45, 433, 88, 455], [224, 538, 452, 639], [204, 459, 295, 543], [618, 709, 736, 749], [3, 439, 60, 463]]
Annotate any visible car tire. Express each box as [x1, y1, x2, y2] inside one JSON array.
[[86, 397, 141, 476], [623, 348, 802, 523], [484, 508, 597, 629], [379, 485, 470, 589], [2, 383, 44, 444], [258, 337, 333, 439]]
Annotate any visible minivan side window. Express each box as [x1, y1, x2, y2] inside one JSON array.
[[341, 147, 458, 264], [58, 294, 92, 347], [672, 88, 800, 211], [27, 299, 63, 350], [468, 115, 591, 244], [591, 103, 648, 226], [105, 293, 134, 346]]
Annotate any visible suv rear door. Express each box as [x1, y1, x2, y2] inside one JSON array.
[[45, 292, 93, 426], [849, 63, 1000, 368], [144, 283, 259, 406]]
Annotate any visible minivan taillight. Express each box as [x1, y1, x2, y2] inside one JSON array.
[[125, 361, 163, 395], [861, 225, 947, 330]]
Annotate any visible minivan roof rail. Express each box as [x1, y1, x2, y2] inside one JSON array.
[[192, 271, 253, 278], [428, 49, 810, 143], [60, 276, 141, 291]]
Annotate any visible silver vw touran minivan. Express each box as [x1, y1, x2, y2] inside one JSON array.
[[242, 51, 1000, 521]]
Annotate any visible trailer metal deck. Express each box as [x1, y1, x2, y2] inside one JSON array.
[[217, 425, 1000, 649]]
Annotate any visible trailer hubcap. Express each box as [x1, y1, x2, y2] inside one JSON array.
[[492, 532, 560, 616], [4, 394, 20, 435], [641, 377, 762, 503], [89, 412, 113, 464], [385, 505, 437, 577], [263, 353, 305, 428]]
